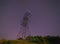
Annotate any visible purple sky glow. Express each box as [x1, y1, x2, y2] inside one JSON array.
[[0, 0, 60, 40]]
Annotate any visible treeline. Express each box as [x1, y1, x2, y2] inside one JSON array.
[[25, 36, 60, 44], [0, 36, 60, 44]]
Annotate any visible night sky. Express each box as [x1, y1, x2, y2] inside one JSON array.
[[0, 0, 60, 40]]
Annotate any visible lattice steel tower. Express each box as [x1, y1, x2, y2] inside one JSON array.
[[17, 10, 32, 39]]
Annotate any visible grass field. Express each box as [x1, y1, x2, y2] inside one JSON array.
[[0, 36, 60, 44], [0, 39, 37, 44]]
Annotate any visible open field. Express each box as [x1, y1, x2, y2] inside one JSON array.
[[0, 36, 60, 44], [0, 40, 37, 44]]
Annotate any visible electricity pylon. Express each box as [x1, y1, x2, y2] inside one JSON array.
[[17, 10, 32, 39]]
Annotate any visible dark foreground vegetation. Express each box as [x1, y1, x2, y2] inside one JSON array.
[[0, 36, 60, 44]]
